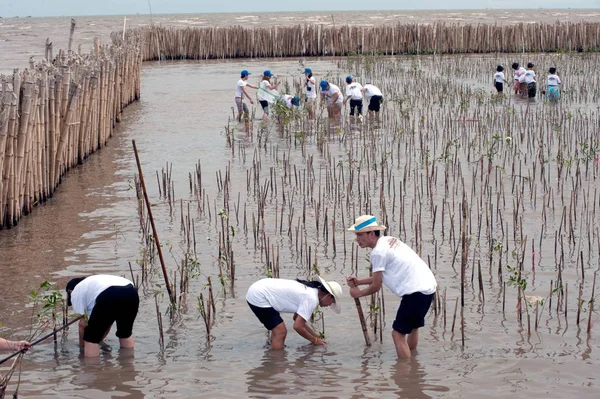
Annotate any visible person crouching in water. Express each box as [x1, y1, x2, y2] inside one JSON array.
[[493, 65, 508, 95], [361, 83, 383, 121], [257, 70, 281, 121], [343, 75, 364, 120], [519, 62, 537, 101], [66, 275, 139, 357], [280, 94, 301, 110], [246, 276, 342, 349], [319, 80, 343, 128]]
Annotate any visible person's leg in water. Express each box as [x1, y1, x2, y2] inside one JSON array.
[[270, 321, 287, 350]]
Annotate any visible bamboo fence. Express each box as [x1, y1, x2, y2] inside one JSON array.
[[140, 21, 600, 60], [0, 30, 142, 228]]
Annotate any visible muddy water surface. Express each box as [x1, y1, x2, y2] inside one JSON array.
[[1, 12, 600, 399]]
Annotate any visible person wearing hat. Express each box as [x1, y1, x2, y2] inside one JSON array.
[[304, 68, 317, 119], [343, 75, 364, 120], [319, 80, 343, 126], [257, 70, 281, 121], [235, 70, 258, 122], [66, 275, 139, 357], [280, 94, 301, 110], [346, 215, 437, 359], [246, 276, 342, 349]]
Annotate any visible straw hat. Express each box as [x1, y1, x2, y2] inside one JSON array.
[[347, 215, 386, 233], [315, 276, 342, 314]]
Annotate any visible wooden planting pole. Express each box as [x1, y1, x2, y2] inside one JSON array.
[[132, 139, 174, 304]]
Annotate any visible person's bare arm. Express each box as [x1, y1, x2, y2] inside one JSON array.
[[78, 318, 86, 348], [241, 87, 254, 104], [293, 314, 326, 345]]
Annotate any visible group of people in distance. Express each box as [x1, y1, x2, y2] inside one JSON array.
[[234, 67, 384, 124], [2, 214, 436, 361], [246, 214, 437, 359], [493, 61, 562, 102]]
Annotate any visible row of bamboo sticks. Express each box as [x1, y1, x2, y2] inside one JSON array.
[[140, 21, 600, 61], [0, 29, 143, 228]]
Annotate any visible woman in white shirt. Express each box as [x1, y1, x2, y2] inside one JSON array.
[[257, 70, 280, 121], [246, 277, 341, 349]]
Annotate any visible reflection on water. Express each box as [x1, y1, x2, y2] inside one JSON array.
[[72, 350, 144, 399]]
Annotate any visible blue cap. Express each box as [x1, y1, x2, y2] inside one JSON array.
[[345, 75, 353, 83], [241, 69, 250, 77], [320, 80, 328, 91], [304, 68, 312, 74], [292, 96, 300, 106], [263, 70, 274, 77]]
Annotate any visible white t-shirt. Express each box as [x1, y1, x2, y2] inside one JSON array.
[[514, 67, 526, 80], [235, 79, 247, 98], [71, 275, 133, 317], [547, 74, 561, 86], [281, 94, 294, 109], [346, 82, 363, 100], [363, 84, 382, 101], [324, 84, 343, 104], [258, 80, 278, 103], [246, 278, 319, 322], [493, 71, 505, 83], [305, 76, 317, 99], [519, 69, 536, 84], [370, 236, 437, 297]]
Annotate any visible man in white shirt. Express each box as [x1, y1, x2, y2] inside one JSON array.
[[343, 75, 364, 119], [66, 275, 139, 357], [546, 66, 561, 102], [346, 215, 437, 359]]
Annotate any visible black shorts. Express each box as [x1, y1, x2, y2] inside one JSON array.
[[368, 95, 383, 112], [84, 284, 139, 343], [392, 292, 434, 335], [494, 82, 503, 92], [349, 98, 363, 116], [259, 100, 270, 114], [247, 301, 283, 330], [527, 82, 537, 98]]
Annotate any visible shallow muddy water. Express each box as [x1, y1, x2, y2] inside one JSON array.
[[1, 12, 600, 399]]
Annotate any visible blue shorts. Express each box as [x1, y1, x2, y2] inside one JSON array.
[[248, 302, 283, 330], [547, 85, 560, 101], [392, 292, 434, 335]]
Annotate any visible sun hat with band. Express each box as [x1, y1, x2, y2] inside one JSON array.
[[347, 215, 386, 233], [314, 276, 342, 314]]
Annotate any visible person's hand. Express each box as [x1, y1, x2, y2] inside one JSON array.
[[250, 99, 254, 104], [349, 287, 361, 298], [14, 341, 31, 352], [346, 276, 358, 288], [314, 337, 327, 346]]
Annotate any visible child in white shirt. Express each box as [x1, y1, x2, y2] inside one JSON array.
[[546, 67, 561, 102], [519, 62, 537, 99], [493, 65, 507, 94]]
